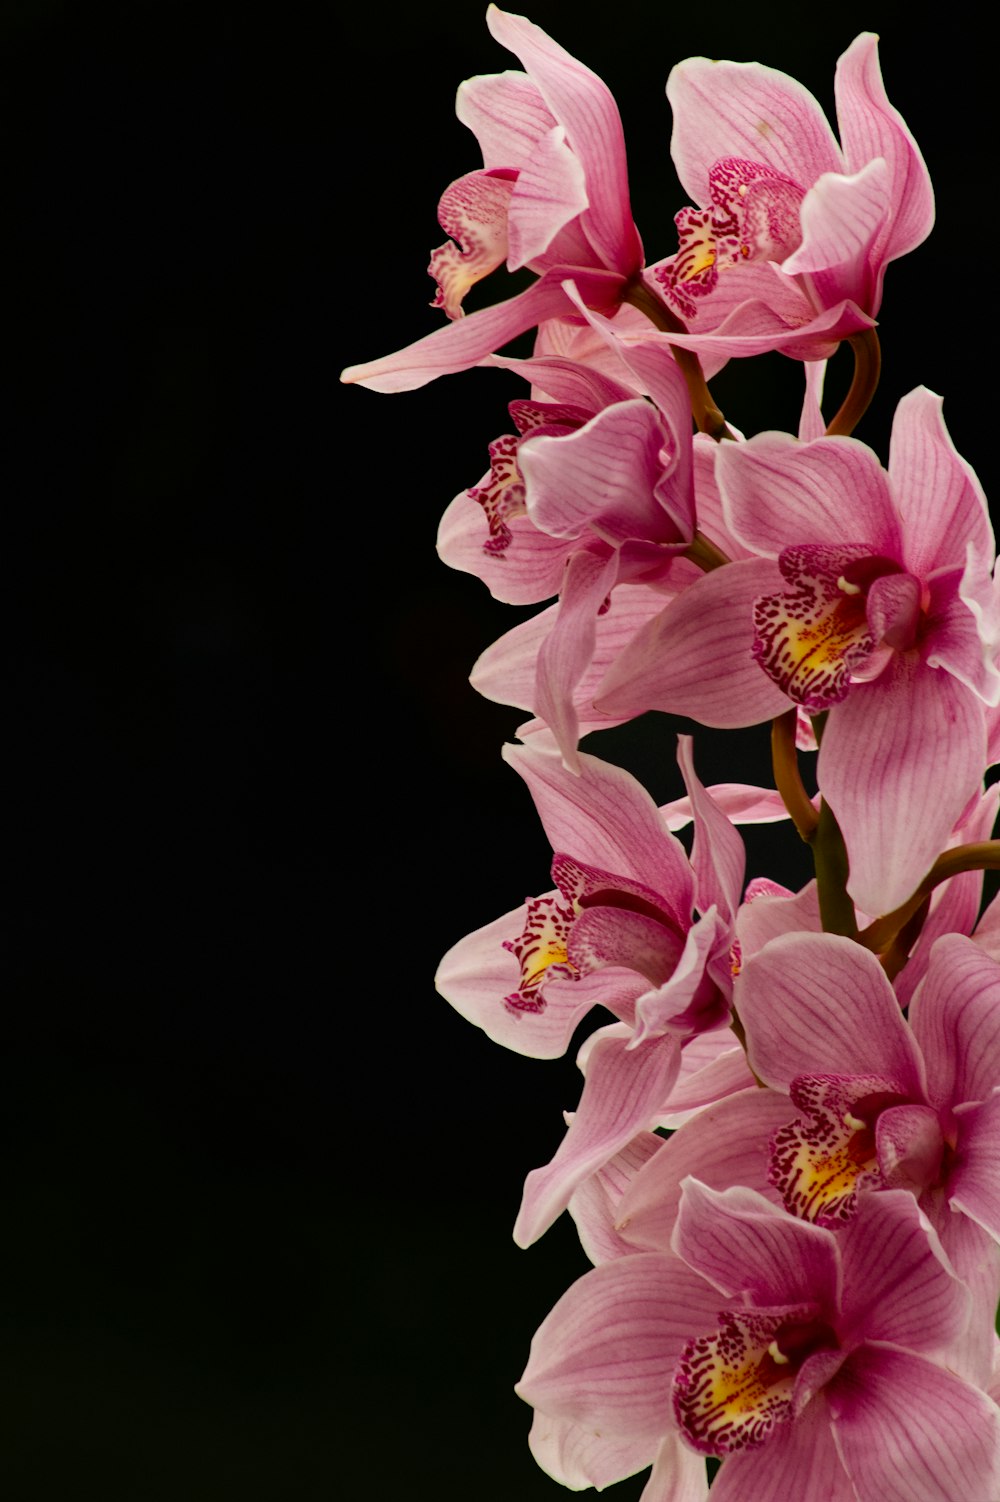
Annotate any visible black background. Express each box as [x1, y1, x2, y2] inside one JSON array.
[[1, 1, 994, 1497]]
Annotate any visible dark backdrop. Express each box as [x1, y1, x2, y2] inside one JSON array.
[[1, 1, 993, 1498]]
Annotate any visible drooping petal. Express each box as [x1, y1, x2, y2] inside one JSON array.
[[738, 932, 924, 1094], [676, 737, 745, 928], [514, 1030, 681, 1246], [516, 1252, 721, 1440], [487, 7, 642, 276], [828, 1345, 1000, 1502], [340, 267, 625, 392], [616, 1088, 796, 1253], [666, 58, 842, 207], [672, 1179, 839, 1310], [663, 783, 793, 831], [716, 430, 900, 560], [503, 743, 695, 916], [888, 387, 994, 577], [596, 558, 792, 728], [907, 934, 1000, 1111], [818, 656, 986, 916], [569, 1130, 663, 1265], [833, 34, 934, 270]]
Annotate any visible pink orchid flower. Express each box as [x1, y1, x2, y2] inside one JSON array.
[[439, 346, 698, 765], [599, 388, 998, 914], [436, 739, 751, 1246], [340, 8, 642, 393], [738, 930, 1000, 1388], [519, 1181, 999, 1501], [652, 34, 933, 363]]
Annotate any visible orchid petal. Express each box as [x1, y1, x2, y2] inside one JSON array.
[[717, 430, 899, 559], [781, 158, 891, 312], [908, 935, 1000, 1110], [709, 1394, 853, 1502], [798, 360, 827, 441], [456, 68, 556, 170], [673, 1179, 839, 1309], [655, 1034, 756, 1127], [735, 880, 822, 962], [596, 558, 792, 728], [738, 932, 924, 1094], [818, 657, 986, 916], [949, 1091, 1000, 1241], [828, 1345, 1000, 1502], [503, 743, 695, 914], [616, 1088, 796, 1254], [506, 124, 589, 270], [528, 1408, 656, 1491], [666, 58, 842, 207], [639, 1433, 709, 1502], [676, 737, 746, 928], [437, 485, 574, 604], [833, 34, 934, 268], [534, 545, 619, 768], [569, 1130, 663, 1265], [888, 387, 994, 577], [514, 1030, 681, 1246], [662, 783, 793, 831]]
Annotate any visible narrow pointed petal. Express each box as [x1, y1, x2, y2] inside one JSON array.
[[908, 935, 1000, 1110], [818, 658, 986, 916], [514, 1031, 681, 1246], [516, 1252, 721, 1439], [839, 1191, 970, 1354], [503, 743, 695, 913], [596, 558, 791, 728], [528, 1409, 656, 1491], [888, 387, 993, 577], [616, 1089, 796, 1253], [640, 291, 874, 364], [569, 1130, 663, 1265], [828, 1346, 1000, 1502], [340, 268, 623, 392], [673, 1179, 839, 1308], [487, 8, 641, 276], [666, 59, 842, 206], [663, 783, 793, 831], [738, 933, 923, 1094], [716, 430, 899, 559], [834, 34, 934, 267], [676, 737, 745, 927], [709, 1394, 853, 1502], [534, 546, 619, 768]]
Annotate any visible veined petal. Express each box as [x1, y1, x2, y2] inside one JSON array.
[[737, 933, 924, 1095], [828, 1346, 1000, 1502], [514, 1030, 681, 1246], [340, 268, 624, 392], [717, 431, 899, 560], [503, 743, 695, 914], [735, 880, 822, 962], [506, 124, 589, 270], [666, 58, 842, 207], [818, 657, 986, 916], [437, 485, 574, 605], [948, 1090, 1000, 1241], [908, 935, 1000, 1111], [673, 1179, 839, 1310], [516, 1252, 721, 1439], [654, 1034, 756, 1128], [487, 7, 641, 276], [640, 1432, 710, 1502], [663, 783, 793, 832], [888, 387, 994, 577], [456, 68, 556, 170], [798, 360, 827, 441], [569, 1130, 663, 1265], [708, 1393, 853, 1502], [833, 35, 934, 267], [534, 545, 619, 768], [781, 158, 892, 313], [596, 558, 792, 728], [429, 170, 515, 319], [676, 737, 746, 927], [616, 1088, 796, 1253]]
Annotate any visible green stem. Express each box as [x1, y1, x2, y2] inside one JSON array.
[[879, 896, 931, 982], [809, 799, 858, 938], [684, 531, 731, 573], [771, 710, 819, 841], [622, 278, 735, 441], [859, 840, 1000, 953], [824, 328, 882, 438]]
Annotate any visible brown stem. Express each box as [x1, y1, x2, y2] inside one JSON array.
[[824, 328, 881, 438], [771, 710, 819, 840], [809, 799, 858, 938], [622, 278, 735, 441], [859, 840, 1000, 953], [684, 531, 731, 573], [878, 895, 931, 982]]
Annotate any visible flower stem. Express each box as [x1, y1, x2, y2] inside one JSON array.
[[623, 277, 735, 441], [809, 798, 858, 938], [824, 328, 881, 438], [859, 840, 1000, 953], [771, 710, 819, 840], [684, 531, 731, 572]]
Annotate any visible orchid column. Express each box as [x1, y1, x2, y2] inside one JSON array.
[[343, 8, 1000, 1499]]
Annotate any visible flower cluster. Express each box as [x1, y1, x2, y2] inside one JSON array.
[[344, 11, 1000, 1498]]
